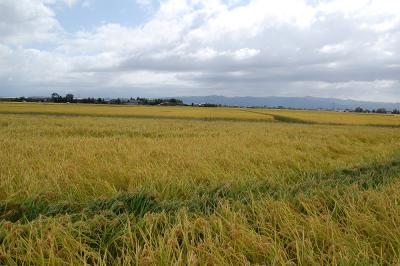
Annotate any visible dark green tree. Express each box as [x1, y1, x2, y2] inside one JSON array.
[[65, 94, 74, 102]]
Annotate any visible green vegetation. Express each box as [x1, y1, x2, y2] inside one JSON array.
[[0, 103, 400, 265]]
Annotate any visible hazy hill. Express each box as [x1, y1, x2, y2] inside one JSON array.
[[179, 95, 400, 110]]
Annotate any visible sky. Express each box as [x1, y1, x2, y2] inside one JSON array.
[[0, 0, 400, 102]]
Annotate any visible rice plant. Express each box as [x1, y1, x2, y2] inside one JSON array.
[[1, 103, 400, 265]]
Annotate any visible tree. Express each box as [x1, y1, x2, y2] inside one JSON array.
[[51, 92, 61, 102], [354, 107, 364, 112], [392, 109, 400, 114], [65, 94, 74, 102], [376, 108, 387, 114]]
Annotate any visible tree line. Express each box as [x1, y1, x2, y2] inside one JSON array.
[[1, 94, 399, 113], [1, 93, 184, 106], [353, 106, 400, 114]]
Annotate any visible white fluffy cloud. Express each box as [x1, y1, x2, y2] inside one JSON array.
[[0, 0, 400, 101], [0, 0, 61, 44]]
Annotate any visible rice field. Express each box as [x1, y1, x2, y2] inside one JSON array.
[[1, 103, 400, 265], [0, 103, 274, 122], [252, 108, 400, 126], [2, 102, 400, 126]]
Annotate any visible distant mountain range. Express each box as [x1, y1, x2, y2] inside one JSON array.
[[178, 95, 400, 110]]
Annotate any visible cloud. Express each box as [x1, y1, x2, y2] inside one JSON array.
[[0, 0, 61, 45], [233, 48, 260, 60], [0, 0, 400, 101], [62, 0, 79, 7]]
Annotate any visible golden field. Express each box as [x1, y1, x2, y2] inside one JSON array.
[[0, 102, 274, 122], [2, 102, 400, 126], [1, 103, 400, 265], [254, 108, 400, 126]]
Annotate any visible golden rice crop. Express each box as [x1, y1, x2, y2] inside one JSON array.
[[1, 103, 400, 265], [0, 102, 274, 121], [254, 108, 400, 126]]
